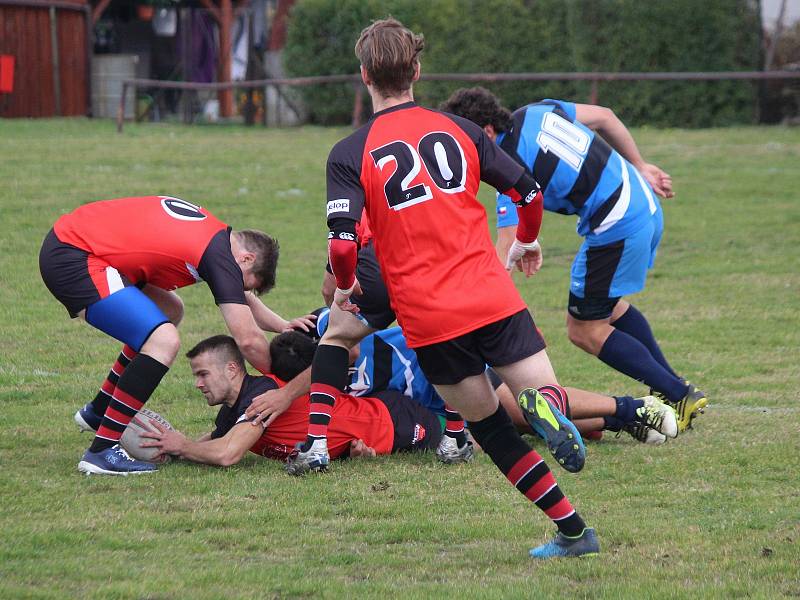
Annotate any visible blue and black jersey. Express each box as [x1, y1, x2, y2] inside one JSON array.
[[496, 100, 659, 241]]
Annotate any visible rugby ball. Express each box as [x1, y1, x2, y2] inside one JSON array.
[[120, 408, 173, 464]]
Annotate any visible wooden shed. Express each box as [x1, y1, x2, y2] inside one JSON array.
[[0, 0, 91, 117]]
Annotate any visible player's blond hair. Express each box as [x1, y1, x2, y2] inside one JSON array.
[[355, 17, 424, 97]]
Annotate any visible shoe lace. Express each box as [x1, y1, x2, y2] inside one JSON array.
[[636, 404, 665, 432], [113, 446, 136, 462], [619, 422, 650, 443]]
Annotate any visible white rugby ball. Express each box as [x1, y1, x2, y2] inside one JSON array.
[[120, 408, 173, 464]]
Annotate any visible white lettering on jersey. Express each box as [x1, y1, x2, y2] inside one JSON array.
[[327, 199, 350, 216]]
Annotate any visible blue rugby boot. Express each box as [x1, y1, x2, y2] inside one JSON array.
[[74, 403, 103, 432], [530, 528, 600, 559], [78, 444, 157, 475], [518, 388, 586, 473]]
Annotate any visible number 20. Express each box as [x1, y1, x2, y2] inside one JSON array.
[[370, 132, 467, 211]]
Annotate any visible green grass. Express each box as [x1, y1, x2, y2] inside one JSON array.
[[1, 118, 799, 599]]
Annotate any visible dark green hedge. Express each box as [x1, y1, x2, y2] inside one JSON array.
[[283, 0, 761, 127]]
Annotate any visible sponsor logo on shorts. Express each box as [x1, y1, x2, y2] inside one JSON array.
[[412, 423, 427, 446], [498, 206, 507, 215], [327, 199, 350, 216]]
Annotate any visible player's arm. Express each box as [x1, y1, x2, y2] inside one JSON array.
[[574, 103, 674, 198], [245, 365, 312, 426], [141, 421, 263, 466], [219, 303, 271, 374], [245, 291, 316, 333]]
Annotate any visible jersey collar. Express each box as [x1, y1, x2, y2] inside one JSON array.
[[370, 101, 417, 120]]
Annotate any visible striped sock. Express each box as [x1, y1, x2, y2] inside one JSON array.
[[89, 345, 137, 417], [302, 344, 350, 452], [537, 384, 570, 419], [89, 354, 169, 453], [444, 404, 467, 446], [469, 405, 586, 536]]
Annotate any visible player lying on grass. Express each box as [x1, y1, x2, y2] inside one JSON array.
[[41, 195, 312, 475], [309, 307, 678, 445], [440, 88, 708, 433], [137, 333, 443, 465]]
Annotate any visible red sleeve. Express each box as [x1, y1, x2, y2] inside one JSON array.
[[514, 191, 543, 243], [328, 237, 357, 290]]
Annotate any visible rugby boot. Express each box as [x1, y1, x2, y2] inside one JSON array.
[[78, 444, 157, 476], [285, 439, 330, 475], [435, 435, 474, 464], [74, 403, 103, 432], [529, 527, 600, 559], [652, 382, 707, 432], [620, 422, 667, 445], [634, 395, 678, 439], [518, 388, 585, 473]]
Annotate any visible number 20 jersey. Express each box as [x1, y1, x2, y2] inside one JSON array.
[[326, 102, 528, 348]]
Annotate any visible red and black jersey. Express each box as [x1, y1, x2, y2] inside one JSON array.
[[212, 374, 395, 460], [53, 196, 247, 305], [326, 102, 529, 347]]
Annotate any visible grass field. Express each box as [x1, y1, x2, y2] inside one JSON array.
[[0, 118, 798, 599]]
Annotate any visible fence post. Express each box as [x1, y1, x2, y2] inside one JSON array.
[[351, 81, 363, 127], [117, 82, 127, 133], [589, 79, 599, 105]]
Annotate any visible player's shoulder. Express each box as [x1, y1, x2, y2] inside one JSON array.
[[522, 99, 576, 121], [328, 120, 375, 164], [427, 106, 484, 140]]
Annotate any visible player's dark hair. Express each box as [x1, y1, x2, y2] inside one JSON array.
[[186, 335, 246, 371], [236, 229, 279, 296], [270, 331, 316, 382], [355, 17, 424, 97], [440, 87, 513, 134]]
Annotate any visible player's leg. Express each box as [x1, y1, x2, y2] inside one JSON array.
[[566, 229, 705, 430], [432, 373, 596, 558], [75, 285, 182, 432], [286, 305, 375, 475], [77, 283, 179, 475]]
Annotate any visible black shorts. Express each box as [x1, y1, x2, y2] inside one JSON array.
[[39, 228, 137, 317], [352, 243, 396, 330], [374, 390, 443, 453], [567, 292, 620, 321], [415, 309, 546, 385]]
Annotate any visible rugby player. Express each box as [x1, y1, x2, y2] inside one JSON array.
[[40, 195, 304, 475], [138, 334, 442, 465], [440, 88, 707, 432], [285, 18, 601, 558], [308, 307, 676, 444]]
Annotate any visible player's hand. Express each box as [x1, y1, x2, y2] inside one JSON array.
[[506, 239, 543, 277], [639, 163, 674, 199], [333, 278, 362, 314], [139, 421, 186, 456], [245, 387, 293, 427], [349, 439, 376, 458], [283, 314, 317, 333]]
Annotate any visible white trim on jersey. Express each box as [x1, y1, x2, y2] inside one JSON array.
[[593, 154, 632, 235]]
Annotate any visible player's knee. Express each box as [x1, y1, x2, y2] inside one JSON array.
[[567, 321, 598, 353], [141, 323, 181, 366], [164, 293, 184, 326]]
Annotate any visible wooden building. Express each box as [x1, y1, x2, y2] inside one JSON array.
[[0, 0, 91, 117]]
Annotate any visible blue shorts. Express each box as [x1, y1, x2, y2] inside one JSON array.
[[568, 206, 663, 320]]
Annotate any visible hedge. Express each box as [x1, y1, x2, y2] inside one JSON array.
[[283, 0, 762, 127]]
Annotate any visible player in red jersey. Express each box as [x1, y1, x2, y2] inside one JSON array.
[[286, 19, 599, 558], [139, 334, 442, 465], [39, 195, 308, 475]]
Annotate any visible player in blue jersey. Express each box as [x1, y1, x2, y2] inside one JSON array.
[[441, 88, 707, 432], [310, 307, 678, 445]]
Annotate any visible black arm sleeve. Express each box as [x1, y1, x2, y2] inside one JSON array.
[[197, 229, 247, 306]]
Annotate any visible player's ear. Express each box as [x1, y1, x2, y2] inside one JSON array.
[[483, 124, 497, 141], [360, 65, 370, 87]]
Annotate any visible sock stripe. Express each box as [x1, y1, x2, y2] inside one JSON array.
[[310, 383, 340, 400], [112, 389, 145, 412], [104, 405, 134, 424], [121, 345, 137, 360], [545, 497, 576, 521], [96, 425, 122, 441], [506, 450, 543, 483], [101, 380, 116, 396], [308, 424, 329, 438]]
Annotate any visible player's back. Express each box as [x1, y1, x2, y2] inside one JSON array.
[[329, 103, 526, 347], [500, 100, 658, 239], [54, 196, 229, 288]]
